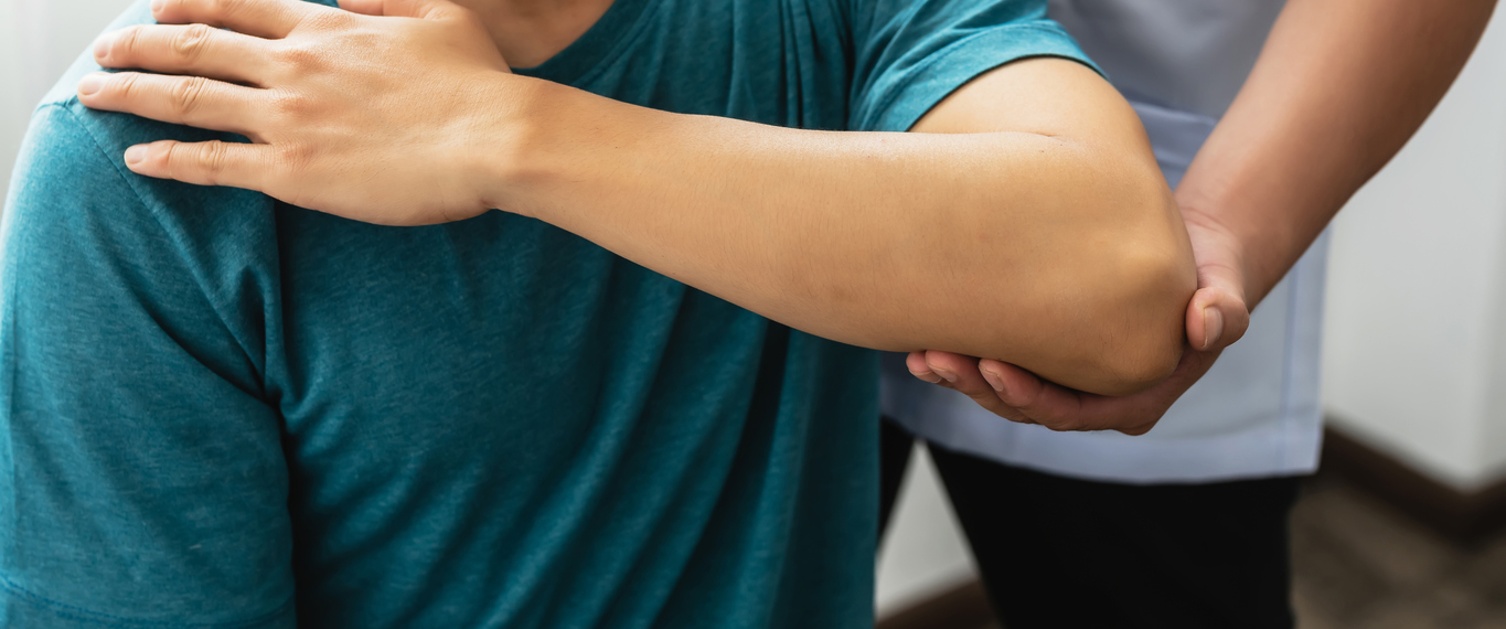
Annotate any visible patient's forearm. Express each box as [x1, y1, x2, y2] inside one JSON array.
[[494, 76, 1196, 395]]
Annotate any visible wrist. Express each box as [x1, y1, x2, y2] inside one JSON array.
[[475, 78, 677, 228], [1175, 172, 1297, 309], [468, 73, 567, 217], [1175, 197, 1255, 303]]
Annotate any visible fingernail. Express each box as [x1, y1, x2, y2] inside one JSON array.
[[151, 0, 164, 13], [931, 366, 957, 384], [78, 73, 105, 97], [981, 368, 1005, 392], [93, 35, 112, 61], [1201, 306, 1224, 351], [125, 145, 147, 165]]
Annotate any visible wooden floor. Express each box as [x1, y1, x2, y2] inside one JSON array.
[[951, 474, 1506, 629], [1291, 475, 1506, 629]]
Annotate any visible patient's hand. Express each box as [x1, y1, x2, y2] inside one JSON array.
[[80, 0, 514, 225], [908, 205, 1252, 436]]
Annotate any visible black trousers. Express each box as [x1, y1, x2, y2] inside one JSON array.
[[880, 420, 1300, 629]]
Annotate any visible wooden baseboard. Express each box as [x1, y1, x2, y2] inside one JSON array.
[[874, 424, 1506, 629], [1319, 424, 1506, 543], [876, 580, 993, 629]]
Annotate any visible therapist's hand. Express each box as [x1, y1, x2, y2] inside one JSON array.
[[909, 203, 1251, 436], [79, 0, 515, 225]]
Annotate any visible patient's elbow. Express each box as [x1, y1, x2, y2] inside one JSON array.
[[1096, 284, 1186, 394], [1075, 201, 1197, 396]]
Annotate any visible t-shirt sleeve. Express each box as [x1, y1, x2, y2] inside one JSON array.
[[0, 105, 296, 628], [846, 0, 1100, 132]]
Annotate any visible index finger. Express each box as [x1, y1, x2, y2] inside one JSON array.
[[980, 350, 1208, 433], [977, 360, 1098, 430], [152, 0, 326, 39]]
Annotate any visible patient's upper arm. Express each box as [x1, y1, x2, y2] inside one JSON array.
[[0, 104, 295, 627]]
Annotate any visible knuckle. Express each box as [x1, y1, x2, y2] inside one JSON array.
[[211, 0, 244, 20], [275, 42, 323, 73], [275, 141, 313, 171], [116, 25, 145, 57], [200, 141, 230, 177], [113, 72, 140, 99], [280, 44, 320, 70], [159, 142, 181, 172], [268, 91, 311, 119], [171, 76, 209, 116], [171, 23, 213, 62]]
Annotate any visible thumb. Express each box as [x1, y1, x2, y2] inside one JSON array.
[[338, 0, 459, 18], [1186, 263, 1250, 352]]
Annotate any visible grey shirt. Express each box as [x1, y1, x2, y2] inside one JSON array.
[[1050, 0, 1285, 117]]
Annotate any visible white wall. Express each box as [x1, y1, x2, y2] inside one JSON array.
[[1321, 5, 1506, 491], [0, 0, 131, 202], [875, 446, 978, 616], [1, 1, 32, 202]]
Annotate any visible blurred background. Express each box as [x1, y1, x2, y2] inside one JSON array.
[[3, 1, 1506, 627]]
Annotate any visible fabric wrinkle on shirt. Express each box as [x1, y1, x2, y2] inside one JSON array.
[[0, 0, 1095, 626]]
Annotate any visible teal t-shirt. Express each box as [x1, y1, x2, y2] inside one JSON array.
[[0, 1, 1089, 626]]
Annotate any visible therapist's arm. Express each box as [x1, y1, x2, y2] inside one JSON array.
[[911, 0, 1498, 433], [78, 0, 1196, 396]]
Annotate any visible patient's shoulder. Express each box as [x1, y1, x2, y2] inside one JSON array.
[[6, 101, 280, 381], [3, 2, 281, 382], [11, 98, 274, 255], [24, 98, 268, 221], [24, 0, 267, 221], [6, 102, 279, 345]]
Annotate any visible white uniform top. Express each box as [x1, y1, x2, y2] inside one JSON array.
[[882, 0, 1334, 484]]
